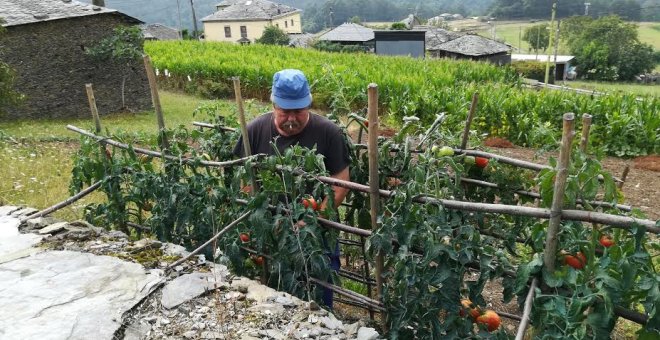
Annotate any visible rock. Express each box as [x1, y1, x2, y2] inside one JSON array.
[[10, 207, 38, 217], [248, 303, 285, 316], [201, 331, 225, 339], [22, 216, 62, 231], [124, 319, 152, 340], [356, 327, 379, 340], [345, 321, 364, 337], [0, 215, 43, 264], [161, 272, 221, 309], [0, 251, 162, 339], [271, 295, 297, 307], [308, 300, 320, 311], [320, 313, 343, 330], [127, 239, 162, 253], [162, 242, 188, 257], [107, 230, 129, 239], [38, 221, 68, 235], [0, 206, 20, 216], [183, 330, 197, 339]]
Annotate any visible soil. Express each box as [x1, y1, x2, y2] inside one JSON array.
[[488, 146, 659, 220]]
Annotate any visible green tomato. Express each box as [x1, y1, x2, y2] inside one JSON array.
[[431, 145, 439, 153], [438, 146, 454, 157], [464, 156, 476, 165]]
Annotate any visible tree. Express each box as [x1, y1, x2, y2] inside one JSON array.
[[522, 23, 550, 53], [0, 19, 23, 114], [562, 15, 655, 81], [255, 26, 290, 45], [85, 26, 144, 110]]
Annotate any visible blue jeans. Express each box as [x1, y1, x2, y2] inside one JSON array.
[[322, 239, 341, 308]]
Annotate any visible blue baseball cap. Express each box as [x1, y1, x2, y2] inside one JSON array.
[[271, 69, 312, 109]]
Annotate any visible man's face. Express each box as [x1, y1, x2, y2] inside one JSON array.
[[273, 106, 310, 136]]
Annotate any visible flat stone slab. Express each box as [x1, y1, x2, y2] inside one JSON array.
[[0, 206, 20, 216], [161, 268, 228, 309], [0, 251, 163, 339], [0, 215, 43, 264]]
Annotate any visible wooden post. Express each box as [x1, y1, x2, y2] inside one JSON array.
[[515, 277, 538, 340], [367, 83, 385, 327], [143, 55, 169, 150], [20, 180, 104, 222], [579, 113, 592, 153], [618, 164, 630, 190], [543, 113, 576, 273], [85, 84, 102, 133], [233, 77, 253, 158], [460, 92, 479, 150]]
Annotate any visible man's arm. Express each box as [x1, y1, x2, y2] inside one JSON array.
[[323, 166, 350, 210]]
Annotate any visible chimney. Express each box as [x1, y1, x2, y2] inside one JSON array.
[[92, 0, 105, 7]]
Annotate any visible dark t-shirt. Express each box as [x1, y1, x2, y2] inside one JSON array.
[[233, 112, 351, 175]]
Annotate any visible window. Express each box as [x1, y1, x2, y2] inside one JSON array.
[[285, 20, 288, 28], [291, 19, 294, 26], [224, 26, 231, 38], [240, 25, 247, 38]]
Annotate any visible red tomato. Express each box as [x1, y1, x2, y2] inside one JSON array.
[[460, 299, 480, 320], [475, 157, 489, 168], [599, 235, 614, 247], [364, 120, 369, 128], [239, 233, 250, 243], [564, 252, 587, 270], [302, 196, 318, 211], [254, 256, 264, 266], [476, 310, 501, 332]]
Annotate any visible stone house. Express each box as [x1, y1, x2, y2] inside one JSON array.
[[0, 0, 152, 119], [317, 23, 374, 49], [427, 33, 511, 65], [202, 0, 301, 43], [141, 23, 180, 41]]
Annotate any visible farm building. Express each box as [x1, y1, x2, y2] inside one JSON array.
[[202, 0, 301, 43], [374, 30, 426, 58], [511, 54, 576, 81], [317, 23, 375, 49], [428, 34, 511, 64], [0, 0, 152, 119], [141, 23, 180, 41]]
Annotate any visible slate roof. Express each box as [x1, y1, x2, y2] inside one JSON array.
[[318, 23, 374, 42], [202, 0, 300, 22], [0, 0, 141, 27], [141, 23, 180, 40], [424, 27, 462, 50], [429, 34, 511, 56], [288, 33, 315, 48]]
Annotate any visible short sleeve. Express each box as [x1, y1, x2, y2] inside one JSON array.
[[324, 127, 351, 175]]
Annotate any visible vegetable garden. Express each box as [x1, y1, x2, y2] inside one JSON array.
[[36, 53, 658, 339]]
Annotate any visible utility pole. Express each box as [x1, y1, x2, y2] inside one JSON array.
[[92, 0, 105, 6], [544, 0, 557, 87], [189, 0, 199, 39], [553, 19, 561, 82], [176, 0, 183, 39], [519, 26, 522, 52], [584, 2, 591, 16]]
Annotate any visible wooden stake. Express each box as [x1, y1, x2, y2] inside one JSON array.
[[543, 113, 576, 273], [85, 84, 102, 133], [618, 164, 630, 190], [460, 92, 479, 150], [367, 83, 386, 328], [166, 211, 251, 272], [579, 113, 592, 153], [233, 77, 253, 158], [515, 277, 539, 340], [143, 55, 169, 150], [20, 180, 103, 222]]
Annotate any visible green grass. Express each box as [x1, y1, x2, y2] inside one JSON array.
[[637, 22, 660, 50], [0, 90, 269, 220], [566, 80, 660, 97]]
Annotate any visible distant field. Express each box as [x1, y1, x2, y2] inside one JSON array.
[[465, 20, 660, 54]]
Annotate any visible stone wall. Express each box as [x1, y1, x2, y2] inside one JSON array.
[[0, 14, 152, 119]]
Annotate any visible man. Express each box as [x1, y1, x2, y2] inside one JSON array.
[[233, 69, 350, 308]]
